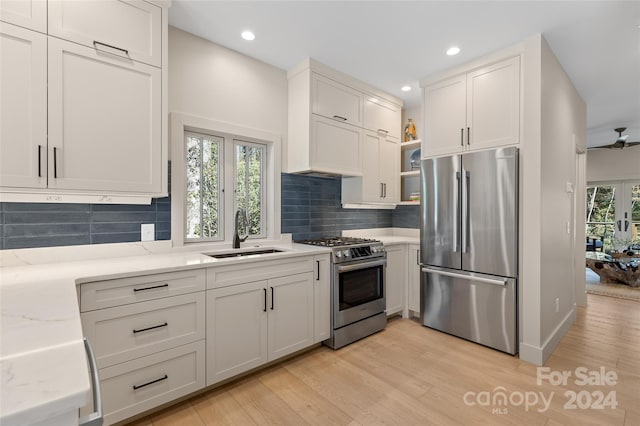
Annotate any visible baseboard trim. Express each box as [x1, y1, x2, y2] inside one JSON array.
[[519, 307, 576, 366]]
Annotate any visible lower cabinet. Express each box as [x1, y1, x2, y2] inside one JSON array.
[[384, 244, 406, 316], [206, 272, 315, 386], [313, 254, 331, 342], [408, 244, 421, 315]]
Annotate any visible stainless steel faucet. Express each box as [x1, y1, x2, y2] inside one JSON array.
[[233, 208, 249, 249]]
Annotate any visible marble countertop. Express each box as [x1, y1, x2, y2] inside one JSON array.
[[342, 228, 420, 245], [0, 241, 329, 425]]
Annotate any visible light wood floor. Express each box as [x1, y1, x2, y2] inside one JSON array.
[[128, 294, 639, 425]]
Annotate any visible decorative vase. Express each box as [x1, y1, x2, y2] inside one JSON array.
[[404, 118, 417, 142]]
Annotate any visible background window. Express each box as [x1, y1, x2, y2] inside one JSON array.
[[235, 140, 266, 237], [185, 131, 222, 241]]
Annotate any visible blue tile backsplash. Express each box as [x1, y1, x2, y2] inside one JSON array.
[[0, 197, 171, 250], [0, 173, 419, 250]]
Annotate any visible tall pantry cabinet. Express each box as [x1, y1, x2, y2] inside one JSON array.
[[0, 0, 168, 201]]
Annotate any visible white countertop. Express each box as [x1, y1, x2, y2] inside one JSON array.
[[342, 228, 420, 245], [0, 241, 329, 425]]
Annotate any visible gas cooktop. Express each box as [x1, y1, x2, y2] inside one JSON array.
[[295, 236, 380, 247], [296, 237, 385, 263]]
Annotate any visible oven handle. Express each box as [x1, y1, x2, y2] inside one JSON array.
[[335, 258, 386, 273]]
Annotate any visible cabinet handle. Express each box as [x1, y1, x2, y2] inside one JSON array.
[[460, 128, 464, 147], [270, 287, 274, 310], [417, 249, 420, 265], [133, 322, 168, 334], [377, 128, 389, 134], [380, 183, 384, 198], [384, 183, 387, 198], [263, 288, 267, 312], [53, 147, 58, 178], [332, 115, 347, 121], [133, 283, 169, 292], [467, 127, 471, 145], [93, 40, 129, 56], [37, 145, 42, 177], [316, 260, 320, 281], [133, 374, 168, 390]]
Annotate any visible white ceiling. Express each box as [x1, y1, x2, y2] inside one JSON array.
[[169, 1, 640, 148]]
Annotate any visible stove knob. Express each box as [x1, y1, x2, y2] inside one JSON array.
[[343, 249, 350, 257], [371, 246, 378, 253], [379, 246, 386, 252], [335, 251, 342, 258]]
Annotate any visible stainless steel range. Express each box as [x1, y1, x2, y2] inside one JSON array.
[[296, 237, 387, 349]]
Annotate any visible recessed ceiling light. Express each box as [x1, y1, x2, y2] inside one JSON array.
[[401, 85, 412, 92], [241, 31, 255, 41], [446, 46, 461, 56]]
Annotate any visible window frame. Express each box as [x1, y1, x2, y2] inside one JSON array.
[[170, 113, 282, 248], [234, 139, 267, 239]]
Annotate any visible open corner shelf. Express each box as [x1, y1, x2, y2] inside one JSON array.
[[400, 139, 421, 150]]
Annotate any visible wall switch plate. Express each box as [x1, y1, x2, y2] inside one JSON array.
[[141, 223, 155, 241], [566, 182, 574, 193]]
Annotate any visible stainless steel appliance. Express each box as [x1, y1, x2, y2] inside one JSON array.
[[420, 147, 518, 354], [296, 237, 387, 349]]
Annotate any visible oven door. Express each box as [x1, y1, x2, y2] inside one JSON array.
[[333, 258, 386, 328]]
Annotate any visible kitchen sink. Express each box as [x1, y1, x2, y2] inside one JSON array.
[[204, 248, 285, 259]]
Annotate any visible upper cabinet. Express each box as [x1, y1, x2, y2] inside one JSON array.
[[287, 58, 402, 177], [0, 0, 47, 33], [48, 0, 162, 67], [0, 0, 168, 202], [422, 56, 520, 158]]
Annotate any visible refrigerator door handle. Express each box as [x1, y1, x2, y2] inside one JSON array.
[[453, 171, 461, 252], [422, 267, 508, 286], [462, 170, 471, 253]]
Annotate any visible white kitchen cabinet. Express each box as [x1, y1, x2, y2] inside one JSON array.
[[0, 0, 47, 33], [48, 0, 162, 67], [310, 115, 363, 176], [207, 271, 315, 386], [422, 56, 520, 158], [407, 244, 421, 316], [287, 59, 402, 177], [268, 273, 314, 359], [341, 130, 399, 204], [0, 22, 47, 189], [206, 280, 269, 385], [312, 73, 363, 126], [47, 37, 161, 193], [384, 244, 406, 316], [313, 254, 331, 343], [364, 96, 401, 139]]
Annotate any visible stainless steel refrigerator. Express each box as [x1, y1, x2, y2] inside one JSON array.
[[420, 147, 518, 354]]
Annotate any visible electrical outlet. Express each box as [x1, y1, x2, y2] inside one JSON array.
[[141, 223, 155, 241], [555, 298, 560, 313]]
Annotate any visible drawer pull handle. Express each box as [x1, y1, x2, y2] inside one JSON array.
[[377, 128, 389, 134], [133, 283, 169, 292], [133, 374, 168, 390], [133, 322, 168, 334], [93, 40, 129, 56], [332, 115, 347, 121]]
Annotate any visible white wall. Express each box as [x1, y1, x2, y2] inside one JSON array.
[[519, 35, 585, 365], [586, 147, 640, 182], [168, 26, 288, 147]]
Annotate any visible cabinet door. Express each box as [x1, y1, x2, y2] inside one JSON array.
[[48, 0, 162, 67], [268, 273, 314, 361], [423, 74, 466, 157], [47, 37, 161, 193], [467, 56, 520, 151], [362, 131, 382, 202], [0, 0, 46, 33], [310, 115, 362, 176], [384, 245, 406, 316], [379, 136, 400, 203], [364, 96, 401, 139], [0, 23, 47, 189], [206, 281, 268, 386], [312, 73, 362, 126], [408, 244, 421, 314], [313, 255, 331, 343]]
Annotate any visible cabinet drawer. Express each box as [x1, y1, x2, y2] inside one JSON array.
[[82, 293, 205, 368], [80, 269, 206, 312], [207, 257, 314, 289], [99, 341, 205, 425], [48, 0, 162, 67]]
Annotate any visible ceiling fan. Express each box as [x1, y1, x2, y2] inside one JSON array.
[[589, 127, 640, 150]]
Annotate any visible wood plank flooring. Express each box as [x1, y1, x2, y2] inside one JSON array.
[[127, 294, 639, 425]]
